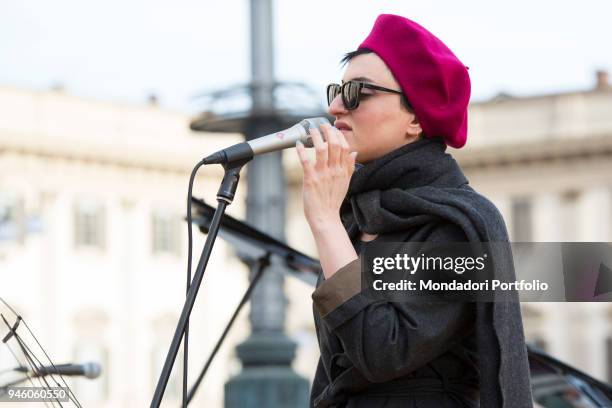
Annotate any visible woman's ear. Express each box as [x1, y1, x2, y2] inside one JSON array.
[[406, 115, 423, 140]]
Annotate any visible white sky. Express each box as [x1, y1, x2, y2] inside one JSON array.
[[1, 0, 610, 112]]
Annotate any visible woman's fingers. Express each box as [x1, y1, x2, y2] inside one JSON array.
[[323, 124, 341, 167], [324, 124, 354, 173], [309, 127, 328, 170], [296, 141, 315, 180], [335, 126, 351, 167], [299, 125, 356, 181]]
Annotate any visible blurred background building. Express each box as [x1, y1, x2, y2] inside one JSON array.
[[0, 85, 257, 407], [454, 69, 612, 381], [1, 70, 611, 406]]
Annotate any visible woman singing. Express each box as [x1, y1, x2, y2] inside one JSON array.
[[296, 14, 533, 408]]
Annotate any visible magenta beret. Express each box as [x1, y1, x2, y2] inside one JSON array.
[[359, 14, 471, 148]]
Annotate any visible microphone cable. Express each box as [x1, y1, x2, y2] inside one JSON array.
[[182, 158, 207, 408]]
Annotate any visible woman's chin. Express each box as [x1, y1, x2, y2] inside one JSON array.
[[342, 133, 356, 149]]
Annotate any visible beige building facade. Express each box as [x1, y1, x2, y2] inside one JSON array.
[[1, 72, 611, 406]]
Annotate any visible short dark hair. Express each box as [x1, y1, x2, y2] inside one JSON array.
[[340, 48, 374, 67], [340, 48, 414, 113]]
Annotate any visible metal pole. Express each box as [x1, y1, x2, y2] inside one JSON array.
[[224, 0, 309, 406]]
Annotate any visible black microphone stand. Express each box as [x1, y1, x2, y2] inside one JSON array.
[[185, 254, 269, 405], [150, 158, 249, 408], [182, 198, 321, 405]]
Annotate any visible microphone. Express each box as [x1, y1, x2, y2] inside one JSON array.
[[18, 362, 102, 379], [202, 117, 330, 165]]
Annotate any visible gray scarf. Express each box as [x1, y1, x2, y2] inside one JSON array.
[[340, 137, 533, 407]]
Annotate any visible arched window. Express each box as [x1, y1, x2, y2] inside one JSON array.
[[151, 314, 182, 400], [511, 196, 532, 242], [73, 309, 109, 402]]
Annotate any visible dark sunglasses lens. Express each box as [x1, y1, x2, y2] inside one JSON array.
[[326, 84, 340, 106], [342, 81, 360, 109]]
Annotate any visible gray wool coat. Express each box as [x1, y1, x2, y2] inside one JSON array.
[[310, 223, 481, 408], [309, 138, 533, 408]]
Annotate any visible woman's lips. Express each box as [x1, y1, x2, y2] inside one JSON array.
[[334, 121, 352, 131]]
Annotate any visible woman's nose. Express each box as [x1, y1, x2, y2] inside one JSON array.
[[327, 94, 348, 116]]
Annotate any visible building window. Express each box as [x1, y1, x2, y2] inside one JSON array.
[[151, 345, 182, 400], [0, 193, 27, 244], [72, 309, 109, 403], [152, 211, 181, 255], [151, 314, 182, 400], [74, 202, 105, 249], [511, 197, 532, 242], [73, 342, 109, 402], [561, 190, 580, 241], [531, 337, 548, 352]]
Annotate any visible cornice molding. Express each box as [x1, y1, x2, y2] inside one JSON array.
[[453, 134, 612, 170]]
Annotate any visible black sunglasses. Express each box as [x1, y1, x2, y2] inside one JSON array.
[[326, 80, 405, 110]]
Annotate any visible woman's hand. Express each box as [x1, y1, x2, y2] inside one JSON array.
[[296, 124, 359, 279], [296, 124, 358, 231]]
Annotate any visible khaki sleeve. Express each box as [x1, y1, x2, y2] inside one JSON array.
[[311, 258, 361, 317]]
